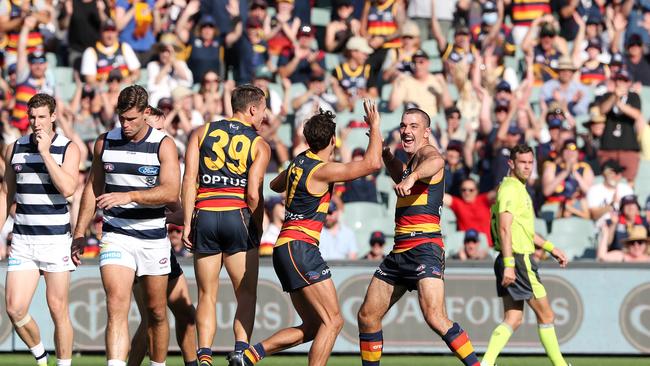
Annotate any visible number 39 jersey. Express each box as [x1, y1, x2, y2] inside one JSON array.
[[196, 119, 261, 211]]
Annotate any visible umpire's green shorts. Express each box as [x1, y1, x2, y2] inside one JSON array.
[[494, 253, 547, 301]]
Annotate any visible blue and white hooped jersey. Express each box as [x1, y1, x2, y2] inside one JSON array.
[[101, 127, 168, 241], [11, 133, 72, 244]]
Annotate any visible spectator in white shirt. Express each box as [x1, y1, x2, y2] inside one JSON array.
[[147, 33, 193, 106], [587, 159, 634, 225]]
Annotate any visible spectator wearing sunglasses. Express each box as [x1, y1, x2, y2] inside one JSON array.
[[443, 178, 496, 246], [598, 225, 650, 262]]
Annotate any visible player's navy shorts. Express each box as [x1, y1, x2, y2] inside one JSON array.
[[494, 253, 547, 301], [192, 208, 259, 254], [374, 243, 445, 291], [273, 240, 331, 292]]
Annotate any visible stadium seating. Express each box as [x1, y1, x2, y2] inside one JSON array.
[[546, 217, 595, 260], [635, 160, 650, 204], [341, 201, 390, 254]]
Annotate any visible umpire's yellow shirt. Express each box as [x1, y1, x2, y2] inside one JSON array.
[[491, 176, 535, 254]]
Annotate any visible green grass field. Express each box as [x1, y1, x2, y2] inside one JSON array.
[[1, 354, 647, 366]]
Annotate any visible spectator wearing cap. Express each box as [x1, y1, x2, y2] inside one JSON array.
[[11, 51, 55, 132], [535, 101, 575, 167], [388, 49, 452, 119], [541, 55, 590, 118], [362, 231, 386, 261], [431, 17, 475, 74], [587, 159, 634, 223], [451, 229, 489, 261], [551, 0, 601, 42], [146, 34, 194, 106], [267, 0, 301, 55], [597, 68, 642, 183], [61, 0, 106, 67], [80, 18, 141, 86], [381, 20, 420, 82], [522, 15, 567, 86], [542, 139, 594, 207], [472, 1, 516, 57], [510, 0, 552, 45], [0, 0, 50, 66], [444, 178, 495, 246], [325, 0, 361, 53], [580, 106, 607, 175], [176, 3, 243, 83], [260, 196, 284, 256], [475, 96, 514, 192], [340, 147, 379, 203], [242, 16, 274, 77], [436, 106, 466, 152], [576, 37, 610, 86], [443, 140, 470, 197], [331, 36, 376, 108], [292, 72, 345, 129], [599, 195, 650, 252], [277, 25, 325, 85], [320, 202, 358, 260], [114, 0, 161, 64], [597, 225, 650, 262]]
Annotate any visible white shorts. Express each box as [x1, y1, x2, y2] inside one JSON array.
[[99, 232, 171, 277], [7, 240, 75, 272]]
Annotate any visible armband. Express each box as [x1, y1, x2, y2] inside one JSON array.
[[503, 256, 515, 268], [542, 240, 555, 253]]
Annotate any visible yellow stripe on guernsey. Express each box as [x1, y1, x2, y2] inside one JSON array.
[[196, 191, 245, 199], [396, 193, 428, 208], [395, 223, 440, 236]]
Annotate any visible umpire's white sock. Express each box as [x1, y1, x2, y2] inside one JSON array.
[[150, 361, 166, 366], [107, 360, 126, 366], [57, 359, 72, 366]]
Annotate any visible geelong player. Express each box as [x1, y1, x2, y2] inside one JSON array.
[[356, 108, 480, 366], [481, 144, 570, 366], [127, 107, 198, 366], [229, 100, 382, 366], [181, 85, 270, 366], [73, 85, 180, 366], [3, 94, 80, 366]]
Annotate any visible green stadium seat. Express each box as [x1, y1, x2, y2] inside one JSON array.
[[325, 52, 341, 71], [341, 202, 390, 254], [444, 230, 465, 257], [54, 67, 74, 101], [263, 172, 280, 199], [46, 52, 57, 67], [546, 217, 595, 260], [441, 206, 457, 232], [534, 217, 548, 237], [641, 86, 650, 120], [311, 7, 331, 27], [539, 203, 560, 230]]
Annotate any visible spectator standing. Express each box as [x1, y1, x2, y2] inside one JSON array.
[[541, 56, 590, 118], [510, 0, 552, 45], [431, 19, 475, 77], [277, 25, 325, 85], [80, 19, 141, 86], [11, 50, 55, 133], [444, 178, 495, 246], [146, 35, 193, 106], [62, 0, 106, 67], [320, 202, 358, 260], [360, 0, 405, 89], [260, 196, 284, 257], [331, 36, 376, 108], [233, 16, 273, 85], [381, 20, 420, 82], [362, 230, 386, 260], [443, 141, 470, 197], [292, 73, 345, 127], [325, 0, 360, 53], [193, 70, 226, 122], [266, 0, 300, 55], [176, 3, 243, 82], [115, 0, 161, 64], [522, 15, 567, 86], [599, 195, 650, 252], [0, 0, 50, 66], [451, 229, 489, 261], [618, 31, 650, 86], [598, 69, 642, 183], [597, 225, 650, 262], [587, 160, 634, 224], [580, 106, 606, 175], [388, 49, 452, 118]]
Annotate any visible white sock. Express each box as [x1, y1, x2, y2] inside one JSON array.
[[57, 359, 72, 366], [150, 361, 166, 366], [107, 360, 126, 366], [30, 343, 47, 364]]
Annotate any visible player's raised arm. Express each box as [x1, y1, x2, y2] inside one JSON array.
[[313, 99, 382, 183], [394, 145, 444, 197]]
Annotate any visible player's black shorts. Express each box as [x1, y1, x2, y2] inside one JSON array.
[[169, 251, 183, 280], [374, 243, 445, 291], [494, 253, 547, 301], [192, 208, 259, 254], [273, 240, 331, 293]]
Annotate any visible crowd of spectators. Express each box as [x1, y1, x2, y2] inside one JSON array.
[[0, 0, 649, 263]]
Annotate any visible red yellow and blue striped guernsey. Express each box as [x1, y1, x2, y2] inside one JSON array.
[[365, 0, 401, 49], [195, 119, 261, 211], [275, 150, 333, 247], [392, 161, 445, 253]]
